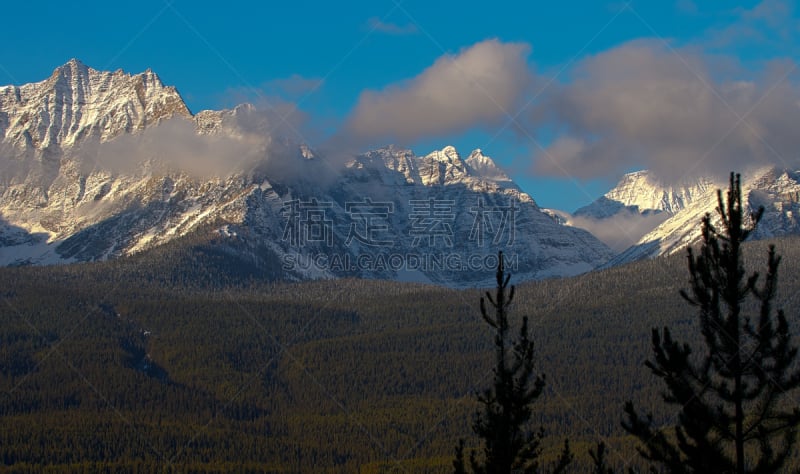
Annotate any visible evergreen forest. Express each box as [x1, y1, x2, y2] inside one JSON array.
[[2, 234, 800, 473]]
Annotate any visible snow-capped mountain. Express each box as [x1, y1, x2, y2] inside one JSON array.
[[567, 168, 800, 265], [560, 171, 714, 252], [0, 60, 614, 286], [0, 58, 190, 150], [611, 168, 800, 264], [574, 170, 713, 219]]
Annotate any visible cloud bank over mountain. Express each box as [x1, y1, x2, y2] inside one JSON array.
[[334, 1, 800, 187], [529, 39, 800, 183], [341, 39, 533, 146], [5, 1, 798, 193], [566, 210, 669, 253], [214, 29, 800, 190]]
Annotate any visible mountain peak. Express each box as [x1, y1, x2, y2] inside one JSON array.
[[2, 60, 191, 149], [52, 57, 91, 78], [606, 167, 800, 265], [48, 60, 168, 93], [64, 57, 86, 68], [430, 145, 459, 161], [368, 144, 413, 156], [602, 170, 714, 215], [140, 67, 164, 88], [464, 149, 510, 181]]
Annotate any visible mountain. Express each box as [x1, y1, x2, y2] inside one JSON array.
[[612, 167, 800, 264], [0, 58, 190, 150], [0, 60, 614, 286], [574, 170, 713, 219], [560, 170, 713, 252], [567, 168, 800, 265]]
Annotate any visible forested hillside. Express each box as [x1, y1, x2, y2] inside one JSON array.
[[2, 237, 800, 472]]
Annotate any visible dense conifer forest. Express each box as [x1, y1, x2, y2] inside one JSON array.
[[1, 236, 800, 472]]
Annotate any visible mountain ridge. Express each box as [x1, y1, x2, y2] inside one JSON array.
[[0, 58, 191, 149], [0, 59, 614, 286], [566, 168, 800, 265]]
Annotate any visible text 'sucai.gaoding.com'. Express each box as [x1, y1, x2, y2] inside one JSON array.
[[281, 252, 518, 273]]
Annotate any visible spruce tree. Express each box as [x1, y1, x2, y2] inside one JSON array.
[[454, 251, 572, 474], [623, 172, 800, 473]]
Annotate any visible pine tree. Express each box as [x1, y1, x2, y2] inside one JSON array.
[[454, 251, 572, 474], [622, 172, 800, 473], [589, 441, 615, 474]]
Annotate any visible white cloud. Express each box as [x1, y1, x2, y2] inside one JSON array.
[[529, 39, 800, 183], [741, 0, 793, 29], [88, 118, 263, 178], [704, 0, 798, 51], [262, 74, 324, 99], [342, 39, 533, 146], [366, 17, 418, 35], [77, 102, 321, 182], [567, 210, 669, 253], [221, 76, 323, 110]]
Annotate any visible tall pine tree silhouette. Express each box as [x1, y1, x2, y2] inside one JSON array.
[[623, 172, 800, 473], [454, 251, 571, 474]]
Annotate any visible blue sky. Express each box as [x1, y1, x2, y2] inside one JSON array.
[[2, 1, 798, 212]]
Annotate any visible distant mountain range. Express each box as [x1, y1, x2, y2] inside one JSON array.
[[559, 167, 800, 264], [2, 59, 799, 285], [0, 59, 613, 286]]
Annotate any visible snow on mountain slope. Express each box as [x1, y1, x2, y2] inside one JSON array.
[[558, 170, 710, 252], [562, 168, 800, 260], [577, 170, 714, 217], [464, 148, 510, 182], [571, 170, 713, 229], [607, 168, 800, 265], [0, 60, 615, 286], [0, 58, 190, 150], [270, 144, 615, 286]]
